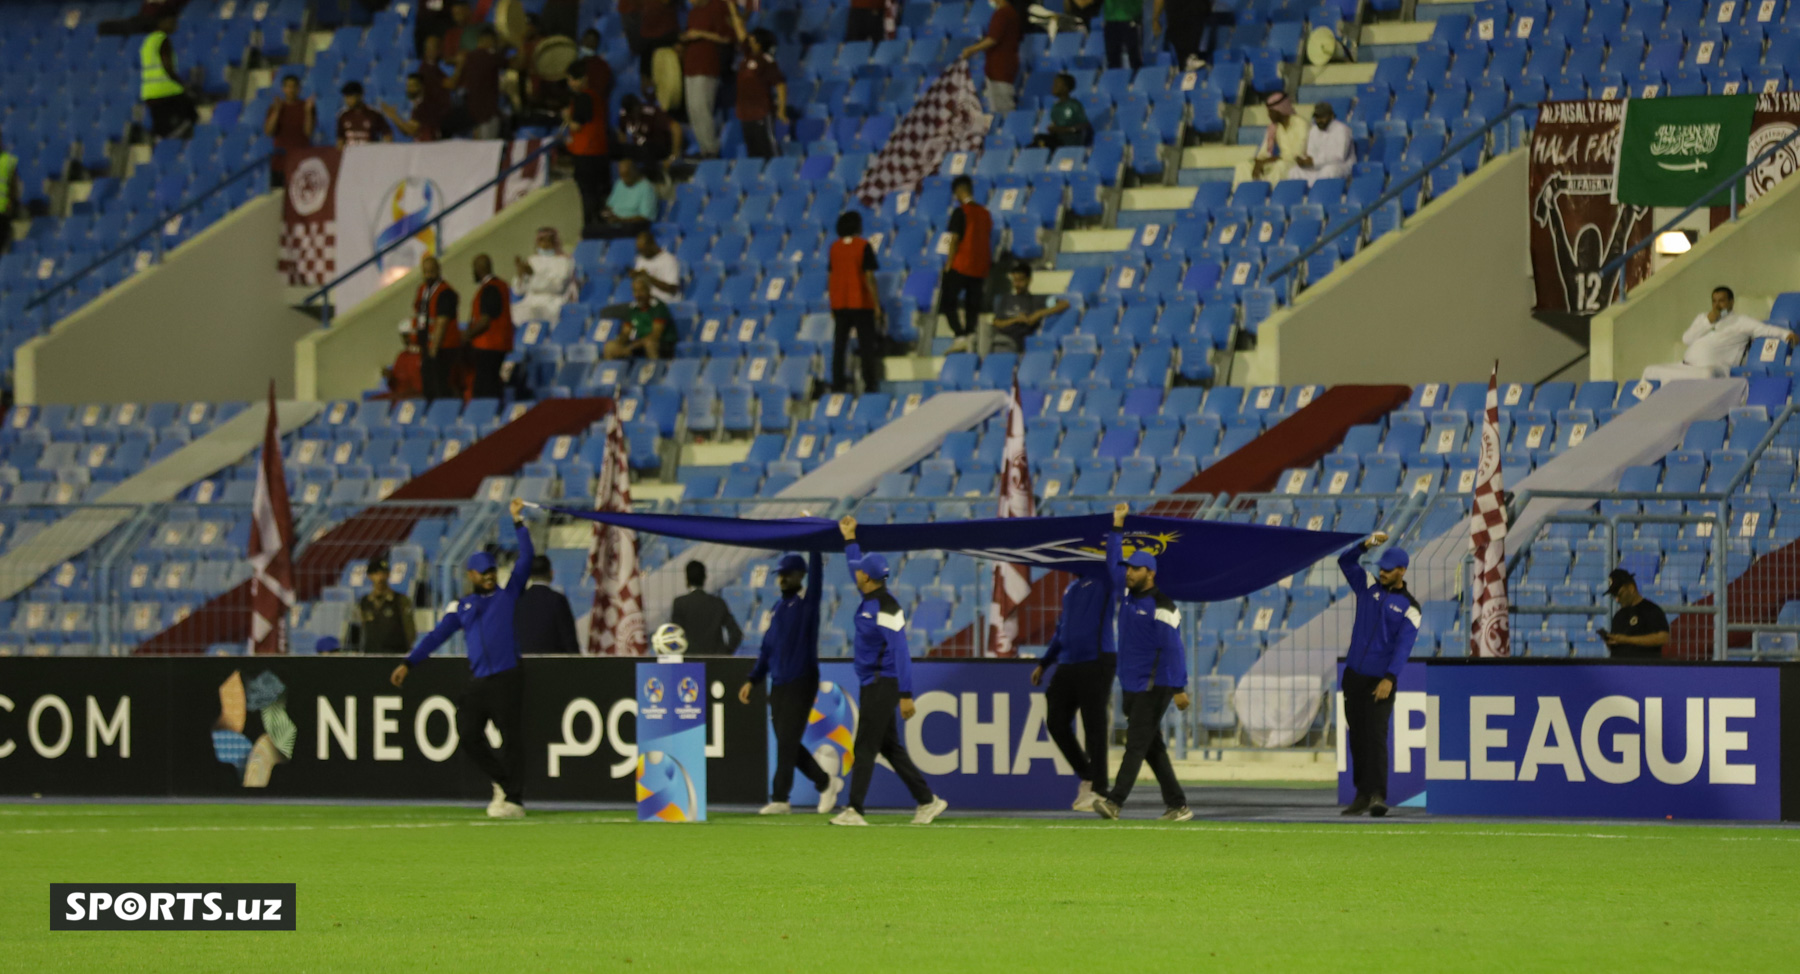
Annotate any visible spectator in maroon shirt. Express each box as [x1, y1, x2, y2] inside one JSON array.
[[961, 0, 1023, 116], [418, 33, 453, 111], [264, 74, 315, 184], [728, 4, 787, 161], [636, 0, 681, 90], [336, 81, 394, 148], [453, 26, 507, 139], [618, 93, 683, 180], [382, 73, 447, 142], [681, 0, 734, 158]]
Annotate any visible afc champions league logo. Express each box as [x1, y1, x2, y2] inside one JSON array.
[[643, 677, 665, 705], [676, 676, 701, 705], [1746, 122, 1799, 205], [636, 751, 700, 822], [287, 156, 332, 217], [801, 680, 859, 784], [372, 176, 443, 271]]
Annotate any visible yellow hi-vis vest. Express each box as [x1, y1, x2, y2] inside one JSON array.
[[140, 31, 183, 100], [0, 153, 16, 213]]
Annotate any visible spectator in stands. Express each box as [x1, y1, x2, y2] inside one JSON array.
[[582, 36, 615, 117], [961, 0, 1023, 116], [728, 6, 788, 162], [564, 60, 613, 238], [0, 134, 18, 254], [384, 322, 424, 399], [516, 555, 580, 654], [466, 254, 514, 399], [681, 0, 735, 159], [418, 33, 453, 106], [671, 560, 743, 656], [940, 175, 993, 353], [1030, 73, 1092, 149], [141, 12, 196, 140], [357, 557, 417, 654], [382, 72, 448, 142], [444, 0, 479, 55], [264, 74, 315, 184], [637, 0, 682, 100], [1099, 0, 1154, 71], [413, 256, 463, 401], [1250, 91, 1307, 182], [1287, 102, 1354, 185], [1643, 286, 1797, 381], [415, 0, 449, 58], [511, 227, 576, 323], [988, 264, 1071, 353], [336, 81, 394, 147], [630, 229, 682, 303], [847, 0, 885, 43], [1600, 569, 1670, 660], [604, 276, 675, 360], [1163, 0, 1209, 70], [595, 159, 659, 238], [618, 94, 683, 180], [452, 26, 508, 140], [829, 211, 886, 394]]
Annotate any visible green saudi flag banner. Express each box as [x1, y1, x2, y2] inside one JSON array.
[[1615, 95, 1757, 207]]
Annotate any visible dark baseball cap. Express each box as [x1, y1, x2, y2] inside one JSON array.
[[1606, 568, 1636, 597], [368, 556, 389, 574], [467, 551, 497, 574], [776, 553, 807, 574]]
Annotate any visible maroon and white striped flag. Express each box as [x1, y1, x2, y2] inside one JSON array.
[[985, 381, 1035, 657], [854, 60, 989, 210], [588, 412, 647, 656], [1469, 362, 1511, 657], [247, 383, 296, 655]]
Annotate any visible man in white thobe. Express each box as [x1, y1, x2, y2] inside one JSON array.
[[511, 227, 577, 323], [1288, 103, 1355, 185], [1250, 91, 1310, 183], [1643, 286, 1796, 381]]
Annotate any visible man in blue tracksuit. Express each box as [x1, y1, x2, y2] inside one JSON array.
[[831, 515, 948, 827], [1338, 529, 1420, 818], [1030, 531, 1120, 811], [738, 551, 843, 815], [1093, 503, 1192, 822], [390, 498, 535, 818]]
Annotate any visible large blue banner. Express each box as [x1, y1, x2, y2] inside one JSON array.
[[1336, 661, 1429, 808], [1427, 663, 1782, 820], [772, 661, 1079, 811], [636, 661, 708, 822]]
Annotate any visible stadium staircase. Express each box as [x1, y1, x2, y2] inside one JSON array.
[[137, 397, 611, 654]]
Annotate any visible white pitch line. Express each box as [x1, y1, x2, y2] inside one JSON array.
[[0, 816, 630, 837]]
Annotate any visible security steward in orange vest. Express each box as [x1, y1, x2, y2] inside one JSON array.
[[565, 59, 613, 239], [940, 175, 992, 351], [828, 210, 885, 394], [413, 256, 463, 402], [466, 253, 514, 400]]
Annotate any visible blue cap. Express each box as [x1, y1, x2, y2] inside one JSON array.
[[467, 550, 497, 574], [776, 553, 807, 574], [854, 552, 890, 580], [1378, 547, 1410, 571], [1125, 550, 1157, 571]]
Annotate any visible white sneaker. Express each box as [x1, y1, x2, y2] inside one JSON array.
[[487, 783, 505, 816], [491, 801, 526, 819], [1072, 781, 1096, 811], [911, 796, 948, 825], [816, 776, 844, 814], [830, 808, 869, 826], [758, 801, 792, 815], [946, 337, 969, 353]]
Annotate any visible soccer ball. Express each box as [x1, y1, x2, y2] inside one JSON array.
[[651, 623, 688, 656]]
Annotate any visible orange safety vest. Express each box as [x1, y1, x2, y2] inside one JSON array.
[[950, 201, 992, 278], [568, 89, 609, 157], [828, 237, 876, 311], [469, 276, 515, 352], [414, 279, 462, 349]]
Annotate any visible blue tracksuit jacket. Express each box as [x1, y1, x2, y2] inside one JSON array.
[[747, 551, 824, 687], [1337, 542, 1421, 680], [845, 543, 915, 697], [1041, 530, 1120, 667], [407, 521, 534, 678]]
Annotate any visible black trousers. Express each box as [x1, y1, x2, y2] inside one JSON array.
[[847, 677, 935, 814], [1105, 20, 1143, 71], [1106, 687, 1186, 808], [469, 348, 507, 400], [831, 309, 883, 393], [458, 667, 526, 803], [571, 154, 613, 238], [1342, 670, 1394, 801], [0, 215, 12, 254], [422, 348, 460, 402], [743, 117, 778, 160], [846, 7, 885, 42], [1045, 655, 1116, 793], [938, 270, 984, 338], [146, 94, 197, 140], [770, 679, 830, 802]]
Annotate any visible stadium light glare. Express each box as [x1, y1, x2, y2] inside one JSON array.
[[381, 265, 411, 286], [1655, 231, 1693, 255]]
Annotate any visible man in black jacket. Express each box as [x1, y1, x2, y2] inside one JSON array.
[[669, 560, 742, 655], [514, 555, 580, 654]]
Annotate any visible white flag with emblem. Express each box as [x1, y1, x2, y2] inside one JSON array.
[[986, 381, 1035, 657], [588, 413, 647, 655], [248, 382, 296, 655], [1469, 362, 1512, 657]]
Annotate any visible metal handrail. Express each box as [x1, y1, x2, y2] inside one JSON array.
[[1264, 102, 1536, 285], [302, 137, 565, 328], [1600, 123, 1800, 300], [25, 151, 280, 313]]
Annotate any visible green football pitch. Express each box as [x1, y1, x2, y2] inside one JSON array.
[[6, 802, 1799, 972]]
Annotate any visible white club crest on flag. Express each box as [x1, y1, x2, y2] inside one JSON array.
[[986, 381, 1035, 657], [1469, 362, 1511, 658], [855, 60, 991, 210], [248, 382, 296, 655], [588, 412, 647, 656]]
